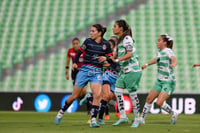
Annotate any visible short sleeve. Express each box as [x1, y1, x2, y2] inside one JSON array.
[[166, 49, 175, 58], [106, 41, 112, 56], [80, 39, 88, 52], [123, 36, 134, 51], [67, 49, 70, 57]]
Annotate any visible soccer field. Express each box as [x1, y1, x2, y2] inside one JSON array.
[[0, 112, 199, 133]]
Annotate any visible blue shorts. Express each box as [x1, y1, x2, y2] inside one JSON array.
[[74, 65, 103, 87], [102, 70, 118, 92]]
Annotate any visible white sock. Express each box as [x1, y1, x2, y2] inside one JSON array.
[[141, 102, 152, 120], [161, 102, 174, 115], [129, 92, 140, 119], [115, 88, 126, 119]]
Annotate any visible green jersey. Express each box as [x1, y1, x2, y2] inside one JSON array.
[[156, 48, 176, 81], [116, 35, 141, 73]]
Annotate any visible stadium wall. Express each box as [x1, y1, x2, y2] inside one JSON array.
[[0, 92, 199, 114]]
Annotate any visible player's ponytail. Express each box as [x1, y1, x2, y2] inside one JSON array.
[[92, 24, 107, 37], [161, 34, 174, 49]]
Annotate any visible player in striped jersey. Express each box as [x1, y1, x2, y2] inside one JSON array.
[[140, 34, 178, 125], [111, 19, 142, 128]]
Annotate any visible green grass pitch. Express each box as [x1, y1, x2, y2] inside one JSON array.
[[0, 111, 199, 133]]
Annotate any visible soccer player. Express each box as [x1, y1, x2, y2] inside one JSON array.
[[140, 34, 178, 125], [192, 63, 200, 67], [55, 24, 112, 128], [66, 38, 88, 104], [97, 37, 120, 125], [99, 19, 142, 128]]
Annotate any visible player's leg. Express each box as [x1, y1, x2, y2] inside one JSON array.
[[141, 79, 161, 124], [157, 82, 178, 124], [141, 89, 159, 123], [55, 86, 83, 125], [55, 69, 88, 125], [124, 71, 142, 128], [90, 82, 102, 127], [98, 84, 110, 124]]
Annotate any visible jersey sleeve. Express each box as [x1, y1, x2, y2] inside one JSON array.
[[106, 41, 113, 56], [123, 35, 134, 52], [80, 39, 88, 52], [166, 49, 175, 58], [67, 49, 70, 57]]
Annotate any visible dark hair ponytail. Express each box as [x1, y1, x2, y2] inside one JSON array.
[[92, 24, 107, 37], [160, 34, 174, 49], [115, 19, 134, 44]]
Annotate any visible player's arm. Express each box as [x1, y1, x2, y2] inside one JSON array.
[[116, 51, 132, 62], [65, 51, 70, 80], [115, 36, 133, 62], [192, 63, 200, 68], [170, 56, 177, 68], [141, 58, 156, 70], [72, 49, 83, 71]]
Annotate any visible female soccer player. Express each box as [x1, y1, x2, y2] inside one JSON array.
[[140, 34, 178, 125], [99, 19, 142, 128], [97, 37, 120, 125], [55, 24, 112, 128]]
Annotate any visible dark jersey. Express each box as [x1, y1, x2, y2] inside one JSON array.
[[79, 38, 112, 68], [108, 62, 121, 75]]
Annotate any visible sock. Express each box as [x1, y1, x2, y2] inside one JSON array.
[[141, 102, 152, 120], [86, 96, 93, 115], [161, 102, 174, 115], [61, 101, 72, 112], [90, 105, 99, 120], [98, 100, 107, 119], [129, 92, 140, 119], [105, 105, 109, 115], [108, 100, 116, 106], [115, 88, 126, 119]]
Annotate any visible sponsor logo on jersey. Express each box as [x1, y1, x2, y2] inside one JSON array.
[[102, 44, 106, 50]]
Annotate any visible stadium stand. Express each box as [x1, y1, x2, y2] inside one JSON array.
[[0, 0, 200, 93]]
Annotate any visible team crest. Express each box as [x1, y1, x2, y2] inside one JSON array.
[[102, 44, 106, 50]]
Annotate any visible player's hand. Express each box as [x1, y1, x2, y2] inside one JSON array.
[[171, 63, 176, 68], [141, 65, 147, 70], [66, 73, 69, 80], [72, 63, 78, 71], [192, 64, 197, 68], [97, 56, 106, 63]]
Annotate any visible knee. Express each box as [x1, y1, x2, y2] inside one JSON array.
[[102, 95, 109, 102], [71, 94, 79, 101], [93, 93, 101, 100]]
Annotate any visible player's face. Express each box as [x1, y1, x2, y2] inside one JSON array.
[[113, 23, 122, 36], [90, 26, 101, 40], [72, 40, 80, 51], [157, 36, 166, 49]]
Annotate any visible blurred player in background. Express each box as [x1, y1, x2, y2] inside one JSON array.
[[55, 24, 112, 128], [140, 34, 178, 125]]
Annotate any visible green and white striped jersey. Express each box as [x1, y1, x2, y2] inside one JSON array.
[[116, 35, 141, 73], [156, 48, 176, 81]]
